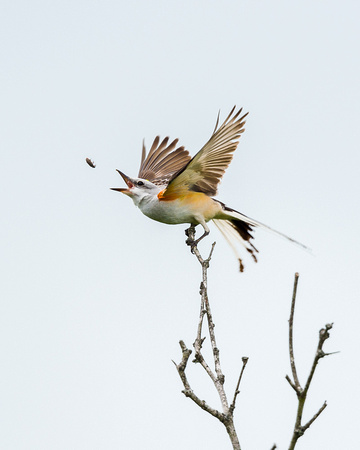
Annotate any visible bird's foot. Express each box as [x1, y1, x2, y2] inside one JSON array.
[[185, 237, 197, 253], [185, 225, 196, 238], [185, 225, 197, 252]]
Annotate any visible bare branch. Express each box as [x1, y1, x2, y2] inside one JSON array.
[[186, 227, 229, 410], [174, 230, 334, 450], [173, 227, 242, 450], [287, 273, 334, 450], [288, 273, 301, 392], [230, 357, 249, 413], [301, 401, 327, 433], [285, 374, 298, 393], [303, 323, 333, 394], [173, 341, 225, 422], [173, 340, 192, 386], [193, 295, 207, 356], [181, 388, 226, 422]]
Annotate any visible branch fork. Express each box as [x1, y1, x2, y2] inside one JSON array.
[[173, 231, 335, 450], [286, 273, 336, 450], [173, 228, 248, 450]]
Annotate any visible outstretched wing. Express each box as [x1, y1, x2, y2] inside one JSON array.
[[138, 136, 191, 186], [159, 106, 248, 198]]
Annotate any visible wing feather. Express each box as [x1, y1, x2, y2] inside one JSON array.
[[138, 136, 191, 186], [161, 106, 248, 198]]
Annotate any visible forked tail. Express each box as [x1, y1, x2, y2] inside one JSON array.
[[213, 203, 310, 272]]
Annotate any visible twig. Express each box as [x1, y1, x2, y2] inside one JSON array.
[[174, 227, 248, 450], [230, 357, 249, 413], [187, 227, 229, 409], [286, 273, 334, 450], [301, 401, 327, 432], [288, 273, 301, 390], [172, 341, 225, 422]]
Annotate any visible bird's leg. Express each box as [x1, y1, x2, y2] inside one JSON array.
[[185, 223, 210, 254], [190, 231, 210, 253]]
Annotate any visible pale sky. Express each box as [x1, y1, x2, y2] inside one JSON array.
[[1, 1, 359, 449]]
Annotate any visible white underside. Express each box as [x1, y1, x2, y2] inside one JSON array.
[[136, 194, 194, 224]]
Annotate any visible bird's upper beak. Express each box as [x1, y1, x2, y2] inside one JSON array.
[[110, 170, 134, 195]]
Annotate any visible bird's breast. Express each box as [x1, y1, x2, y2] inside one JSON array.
[[138, 192, 220, 225]]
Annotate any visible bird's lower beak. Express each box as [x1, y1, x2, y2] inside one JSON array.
[[110, 170, 134, 195]]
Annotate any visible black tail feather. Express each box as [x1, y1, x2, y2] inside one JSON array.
[[228, 219, 258, 262], [213, 200, 309, 272]]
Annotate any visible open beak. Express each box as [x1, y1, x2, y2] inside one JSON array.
[[110, 170, 134, 195]]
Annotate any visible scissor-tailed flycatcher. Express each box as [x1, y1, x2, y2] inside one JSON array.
[[111, 107, 307, 271]]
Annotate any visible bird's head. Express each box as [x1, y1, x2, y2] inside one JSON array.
[[111, 170, 159, 205]]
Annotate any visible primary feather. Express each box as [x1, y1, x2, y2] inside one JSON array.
[[138, 137, 191, 186], [161, 107, 248, 198]]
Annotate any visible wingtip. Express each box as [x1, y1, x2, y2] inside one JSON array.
[[213, 110, 221, 133]]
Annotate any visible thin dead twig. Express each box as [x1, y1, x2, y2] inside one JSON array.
[[286, 273, 335, 450], [230, 357, 249, 414]]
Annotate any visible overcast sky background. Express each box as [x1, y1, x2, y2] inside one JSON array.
[[1, 1, 359, 449]]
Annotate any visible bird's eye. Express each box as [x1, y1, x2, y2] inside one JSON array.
[[137, 181, 144, 186]]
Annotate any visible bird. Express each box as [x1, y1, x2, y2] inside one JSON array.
[[111, 106, 307, 271]]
